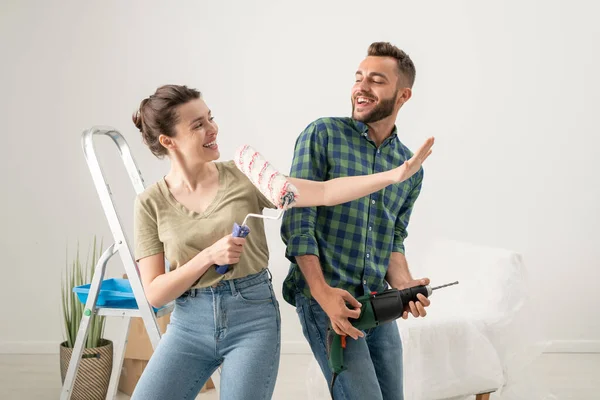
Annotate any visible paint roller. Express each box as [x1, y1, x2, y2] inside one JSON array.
[[214, 145, 299, 274]]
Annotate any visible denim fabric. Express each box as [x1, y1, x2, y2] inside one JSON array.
[[131, 269, 281, 400], [295, 292, 404, 400]]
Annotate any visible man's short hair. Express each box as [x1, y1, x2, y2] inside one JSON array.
[[368, 42, 416, 88]]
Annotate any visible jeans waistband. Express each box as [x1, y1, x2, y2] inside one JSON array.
[[185, 268, 272, 297]]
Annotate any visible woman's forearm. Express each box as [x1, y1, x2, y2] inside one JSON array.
[[288, 169, 396, 208], [284, 136, 433, 208], [143, 249, 214, 308], [322, 169, 396, 206]]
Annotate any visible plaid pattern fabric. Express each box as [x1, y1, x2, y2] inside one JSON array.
[[280, 117, 424, 306]]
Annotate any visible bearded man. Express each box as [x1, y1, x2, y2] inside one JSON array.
[[280, 41, 431, 400]]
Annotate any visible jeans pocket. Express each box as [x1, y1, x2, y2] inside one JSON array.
[[236, 282, 273, 304], [308, 298, 330, 323]]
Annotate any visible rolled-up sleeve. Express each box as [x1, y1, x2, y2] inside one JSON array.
[[392, 168, 424, 254], [280, 122, 328, 262]]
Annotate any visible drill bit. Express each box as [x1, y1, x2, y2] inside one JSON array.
[[431, 281, 459, 291]]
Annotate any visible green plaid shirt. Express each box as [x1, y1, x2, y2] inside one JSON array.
[[280, 117, 424, 306]]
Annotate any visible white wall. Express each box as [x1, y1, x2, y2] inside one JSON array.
[[1, 0, 598, 355]]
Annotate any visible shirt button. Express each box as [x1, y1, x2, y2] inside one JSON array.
[[363, 280, 367, 285], [371, 200, 376, 205], [377, 149, 380, 154], [366, 253, 370, 258], [369, 226, 372, 231]]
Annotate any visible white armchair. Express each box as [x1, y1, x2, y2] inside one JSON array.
[[399, 238, 544, 400], [306, 238, 546, 400]]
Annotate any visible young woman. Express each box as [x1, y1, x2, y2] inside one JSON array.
[[130, 84, 433, 400]]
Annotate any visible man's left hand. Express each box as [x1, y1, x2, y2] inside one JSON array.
[[394, 278, 431, 319]]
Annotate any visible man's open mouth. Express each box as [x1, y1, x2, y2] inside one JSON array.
[[356, 96, 376, 106]]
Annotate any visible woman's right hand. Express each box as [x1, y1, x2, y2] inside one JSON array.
[[392, 136, 434, 184], [209, 234, 246, 266]]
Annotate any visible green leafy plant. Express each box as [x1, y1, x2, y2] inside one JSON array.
[[61, 236, 106, 348]]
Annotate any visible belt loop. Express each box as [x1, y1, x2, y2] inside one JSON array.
[[266, 268, 273, 282], [228, 278, 237, 296], [190, 289, 196, 298]]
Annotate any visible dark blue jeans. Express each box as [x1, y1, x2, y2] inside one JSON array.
[[295, 292, 404, 399]]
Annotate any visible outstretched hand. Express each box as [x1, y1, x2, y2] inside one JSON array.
[[394, 137, 434, 183]]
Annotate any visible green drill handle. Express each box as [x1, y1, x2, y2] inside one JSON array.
[[326, 292, 377, 374], [326, 326, 346, 374], [326, 285, 432, 374]]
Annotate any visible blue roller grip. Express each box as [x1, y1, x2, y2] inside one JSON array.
[[215, 223, 251, 274]]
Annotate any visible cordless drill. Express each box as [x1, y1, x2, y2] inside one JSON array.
[[325, 281, 459, 398]]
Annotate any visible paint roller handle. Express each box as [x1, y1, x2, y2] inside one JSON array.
[[215, 223, 251, 274]]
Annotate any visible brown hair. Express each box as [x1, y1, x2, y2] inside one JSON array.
[[132, 84, 201, 158], [367, 42, 416, 88]]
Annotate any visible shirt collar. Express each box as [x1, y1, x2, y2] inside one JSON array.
[[351, 118, 399, 144], [352, 119, 369, 136]]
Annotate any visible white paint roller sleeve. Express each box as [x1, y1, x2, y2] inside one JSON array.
[[234, 144, 299, 209]]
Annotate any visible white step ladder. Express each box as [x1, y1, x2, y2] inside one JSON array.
[[60, 126, 218, 399]]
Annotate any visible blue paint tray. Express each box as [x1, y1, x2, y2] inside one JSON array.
[[73, 278, 157, 310]]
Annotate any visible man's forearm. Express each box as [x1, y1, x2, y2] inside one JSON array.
[[386, 252, 414, 288], [295, 255, 329, 297]]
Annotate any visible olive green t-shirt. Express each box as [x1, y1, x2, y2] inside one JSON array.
[[133, 160, 276, 289]]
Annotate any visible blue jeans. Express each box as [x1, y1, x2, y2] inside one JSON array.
[[295, 293, 404, 400], [131, 269, 281, 400]]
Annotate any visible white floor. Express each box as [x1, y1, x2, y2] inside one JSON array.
[[0, 353, 598, 399]]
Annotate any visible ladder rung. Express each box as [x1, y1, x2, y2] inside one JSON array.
[[95, 302, 174, 318]]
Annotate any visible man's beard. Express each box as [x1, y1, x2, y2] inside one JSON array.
[[352, 93, 397, 123]]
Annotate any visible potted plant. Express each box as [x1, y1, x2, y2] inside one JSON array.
[[59, 237, 113, 400]]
